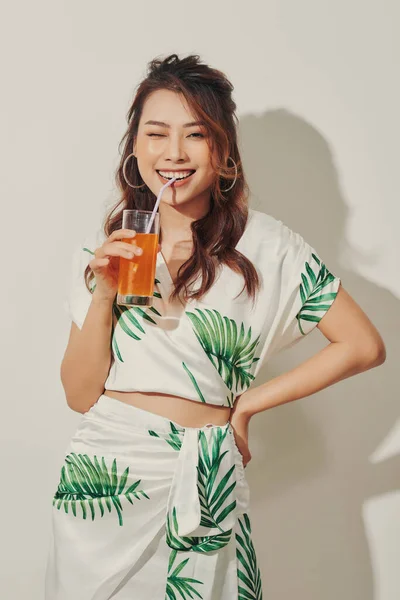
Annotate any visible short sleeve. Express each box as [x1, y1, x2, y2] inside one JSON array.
[[63, 234, 99, 330], [271, 225, 341, 355]]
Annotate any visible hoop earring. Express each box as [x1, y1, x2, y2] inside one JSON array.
[[122, 152, 147, 189], [220, 157, 238, 192]]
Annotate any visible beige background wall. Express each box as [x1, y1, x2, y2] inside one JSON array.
[[1, 1, 398, 598]]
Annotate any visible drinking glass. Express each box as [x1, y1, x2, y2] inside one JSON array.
[[117, 209, 160, 307]]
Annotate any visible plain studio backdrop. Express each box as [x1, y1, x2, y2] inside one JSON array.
[[1, 1, 398, 598]]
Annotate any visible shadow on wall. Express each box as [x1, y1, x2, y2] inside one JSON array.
[[239, 108, 398, 600]]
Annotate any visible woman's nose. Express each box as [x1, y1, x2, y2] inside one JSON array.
[[165, 134, 188, 162]]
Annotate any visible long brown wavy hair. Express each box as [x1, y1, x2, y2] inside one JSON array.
[[84, 53, 260, 307]]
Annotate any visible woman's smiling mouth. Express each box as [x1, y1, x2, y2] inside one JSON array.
[[156, 169, 196, 187]]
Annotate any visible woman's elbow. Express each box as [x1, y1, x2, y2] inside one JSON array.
[[372, 341, 387, 366], [359, 338, 387, 369]]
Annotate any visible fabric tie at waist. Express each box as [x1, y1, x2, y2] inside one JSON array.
[[165, 421, 250, 544]]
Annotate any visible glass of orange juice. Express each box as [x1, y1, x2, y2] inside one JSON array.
[[117, 209, 160, 307]]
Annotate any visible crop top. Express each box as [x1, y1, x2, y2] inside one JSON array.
[[63, 208, 341, 407]]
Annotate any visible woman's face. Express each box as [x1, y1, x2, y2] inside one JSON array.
[[133, 89, 216, 207]]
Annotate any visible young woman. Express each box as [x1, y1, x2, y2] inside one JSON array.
[[45, 53, 386, 599]]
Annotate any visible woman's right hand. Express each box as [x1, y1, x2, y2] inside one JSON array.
[[89, 228, 160, 302]]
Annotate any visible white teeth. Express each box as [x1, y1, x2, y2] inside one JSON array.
[[158, 170, 194, 180]]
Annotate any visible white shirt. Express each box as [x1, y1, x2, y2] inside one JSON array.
[[64, 208, 341, 407]]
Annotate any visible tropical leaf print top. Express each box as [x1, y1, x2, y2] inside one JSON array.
[[63, 209, 341, 408]]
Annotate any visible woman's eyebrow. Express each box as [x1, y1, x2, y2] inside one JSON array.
[[144, 120, 205, 128]]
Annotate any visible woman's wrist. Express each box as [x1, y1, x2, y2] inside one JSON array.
[[92, 289, 116, 305], [232, 389, 256, 421]]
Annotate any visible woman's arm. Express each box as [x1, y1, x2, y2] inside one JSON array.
[[235, 285, 386, 418], [60, 292, 114, 414]]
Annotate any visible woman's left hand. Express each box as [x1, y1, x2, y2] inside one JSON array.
[[229, 393, 253, 468]]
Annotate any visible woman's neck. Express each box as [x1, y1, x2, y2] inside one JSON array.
[[158, 198, 210, 246]]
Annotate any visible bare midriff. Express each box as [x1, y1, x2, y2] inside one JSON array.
[[103, 390, 232, 428]]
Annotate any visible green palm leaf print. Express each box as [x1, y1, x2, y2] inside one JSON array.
[[166, 506, 232, 553], [113, 303, 147, 338], [148, 422, 184, 451], [297, 253, 339, 335], [53, 452, 150, 526], [181, 362, 207, 403], [236, 513, 263, 599], [165, 428, 236, 554], [197, 427, 237, 531], [226, 391, 235, 407], [81, 246, 162, 362], [165, 549, 204, 599], [154, 277, 162, 299], [111, 301, 161, 362], [182, 362, 237, 408], [185, 308, 261, 394]]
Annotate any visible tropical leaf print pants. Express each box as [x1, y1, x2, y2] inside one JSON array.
[[45, 394, 263, 599]]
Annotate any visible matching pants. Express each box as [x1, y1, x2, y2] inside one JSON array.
[[45, 394, 263, 599]]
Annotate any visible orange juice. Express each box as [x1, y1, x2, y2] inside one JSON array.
[[117, 233, 158, 301]]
